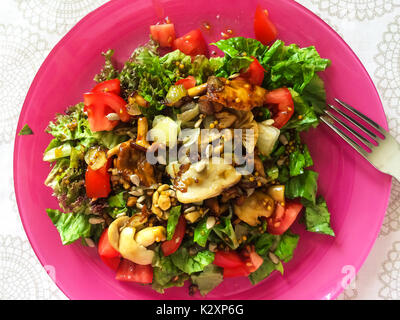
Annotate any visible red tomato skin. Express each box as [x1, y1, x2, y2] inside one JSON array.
[[161, 215, 186, 256], [100, 255, 121, 271], [173, 29, 208, 57], [223, 265, 250, 278], [91, 79, 121, 95], [150, 23, 176, 47], [240, 58, 265, 86], [83, 92, 130, 122], [98, 228, 120, 258], [115, 259, 153, 284], [254, 6, 278, 45], [265, 88, 295, 129], [267, 200, 304, 235], [175, 76, 197, 89], [86, 104, 119, 132], [85, 160, 111, 198], [213, 251, 245, 269]]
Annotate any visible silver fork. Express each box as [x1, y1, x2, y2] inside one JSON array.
[[320, 98, 400, 181]]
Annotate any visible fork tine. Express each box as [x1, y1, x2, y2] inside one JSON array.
[[324, 110, 374, 150], [334, 98, 387, 136], [320, 115, 369, 158], [328, 104, 378, 142]]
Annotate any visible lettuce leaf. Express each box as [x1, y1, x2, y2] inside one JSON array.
[[18, 124, 33, 135], [170, 246, 215, 275], [152, 246, 188, 293], [262, 40, 331, 93], [285, 170, 318, 203], [302, 196, 335, 236], [194, 217, 213, 247], [119, 42, 221, 118], [166, 205, 181, 240], [211, 37, 267, 77], [190, 264, 223, 296], [46, 209, 92, 245], [274, 231, 299, 263], [94, 49, 119, 82], [248, 257, 283, 285], [212, 211, 239, 249]]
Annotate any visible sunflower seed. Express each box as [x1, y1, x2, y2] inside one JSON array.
[[129, 174, 140, 186], [88, 217, 105, 224], [84, 238, 95, 247], [184, 206, 196, 214], [106, 113, 120, 121], [206, 216, 216, 229], [137, 195, 146, 203], [268, 251, 280, 265], [129, 188, 144, 196]]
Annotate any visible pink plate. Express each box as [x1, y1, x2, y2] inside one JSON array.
[[14, 0, 391, 300]]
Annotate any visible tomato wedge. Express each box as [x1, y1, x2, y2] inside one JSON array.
[[254, 5, 278, 45], [150, 23, 176, 47], [173, 29, 208, 57], [86, 104, 119, 132], [223, 265, 251, 278], [98, 228, 121, 270], [161, 215, 186, 256], [85, 159, 111, 198], [240, 246, 264, 273], [175, 76, 197, 89], [265, 88, 295, 129], [91, 79, 121, 95], [115, 259, 153, 284], [240, 57, 265, 86], [213, 251, 245, 269], [98, 228, 120, 258], [83, 92, 130, 122], [267, 200, 303, 235]]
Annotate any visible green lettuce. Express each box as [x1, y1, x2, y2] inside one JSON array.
[[212, 212, 239, 249], [152, 246, 188, 293], [211, 37, 267, 77], [166, 206, 181, 240], [94, 49, 119, 82], [47, 209, 93, 245], [194, 217, 213, 247], [190, 264, 223, 296], [285, 170, 318, 203], [262, 40, 331, 93], [18, 124, 33, 135], [302, 196, 335, 236], [274, 231, 300, 263], [170, 246, 215, 275], [248, 257, 283, 285]]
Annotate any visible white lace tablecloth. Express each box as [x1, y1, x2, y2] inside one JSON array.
[[1, 0, 399, 300]]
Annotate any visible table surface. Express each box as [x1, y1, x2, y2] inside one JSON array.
[[1, 0, 399, 300]]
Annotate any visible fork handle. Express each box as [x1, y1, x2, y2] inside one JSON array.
[[372, 135, 400, 182]]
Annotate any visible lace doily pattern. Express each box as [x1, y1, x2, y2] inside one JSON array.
[[15, 0, 109, 34], [375, 16, 400, 116], [378, 241, 400, 300], [0, 234, 64, 299], [310, 0, 400, 20], [0, 25, 49, 144]]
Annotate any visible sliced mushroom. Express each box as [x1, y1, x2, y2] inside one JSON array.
[[234, 191, 275, 226], [175, 157, 241, 203], [214, 111, 237, 129], [136, 117, 150, 149]]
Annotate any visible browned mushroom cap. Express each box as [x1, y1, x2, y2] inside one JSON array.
[[234, 191, 275, 226]]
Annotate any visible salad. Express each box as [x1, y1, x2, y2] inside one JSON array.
[[43, 6, 334, 296]]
